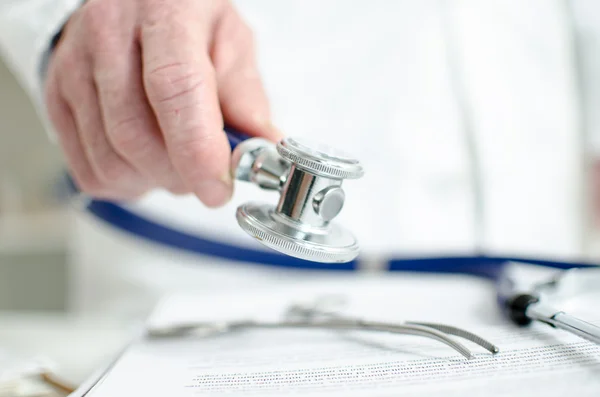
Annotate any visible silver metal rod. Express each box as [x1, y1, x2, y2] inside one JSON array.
[[549, 313, 600, 345], [287, 304, 499, 354], [237, 320, 475, 359], [527, 302, 600, 345], [406, 322, 500, 354], [147, 319, 475, 359]]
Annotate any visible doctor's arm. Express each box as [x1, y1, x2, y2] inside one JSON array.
[[0, 0, 282, 207]]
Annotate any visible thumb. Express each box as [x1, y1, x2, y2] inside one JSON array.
[[218, 65, 282, 141], [212, 8, 283, 141]]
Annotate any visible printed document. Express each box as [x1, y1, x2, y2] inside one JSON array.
[[80, 271, 600, 396]]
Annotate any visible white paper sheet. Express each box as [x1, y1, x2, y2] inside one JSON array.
[[84, 272, 600, 397]]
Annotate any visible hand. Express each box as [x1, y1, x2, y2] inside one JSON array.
[[44, 0, 282, 207]]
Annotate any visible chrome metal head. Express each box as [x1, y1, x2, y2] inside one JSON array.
[[231, 137, 364, 263]]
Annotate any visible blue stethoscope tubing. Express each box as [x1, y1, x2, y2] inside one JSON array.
[[60, 127, 598, 326], [62, 127, 599, 276]]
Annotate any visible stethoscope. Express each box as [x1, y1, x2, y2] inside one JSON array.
[[58, 0, 600, 348], [61, 127, 600, 348]]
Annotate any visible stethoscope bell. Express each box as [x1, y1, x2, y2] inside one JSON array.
[[231, 136, 364, 263]]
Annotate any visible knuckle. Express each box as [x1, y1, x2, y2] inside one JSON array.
[[171, 133, 223, 177], [107, 115, 179, 183], [80, 0, 111, 29], [54, 47, 81, 76], [94, 155, 130, 183], [78, 0, 120, 48], [79, 7, 105, 36], [145, 63, 207, 108], [108, 116, 148, 154], [142, 1, 176, 27], [172, 128, 216, 155]]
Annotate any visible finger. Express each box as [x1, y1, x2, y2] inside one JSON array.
[[58, 54, 149, 199], [212, 6, 282, 141], [45, 68, 107, 198], [93, 38, 188, 194], [141, 3, 233, 207]]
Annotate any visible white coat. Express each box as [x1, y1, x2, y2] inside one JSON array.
[[2, 0, 600, 318]]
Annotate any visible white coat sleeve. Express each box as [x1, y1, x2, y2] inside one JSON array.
[[0, 0, 82, 126]]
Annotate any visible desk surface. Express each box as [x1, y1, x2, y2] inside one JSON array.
[[0, 312, 133, 386]]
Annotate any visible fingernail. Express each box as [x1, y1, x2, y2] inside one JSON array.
[[253, 113, 284, 141], [196, 176, 233, 208], [267, 122, 285, 141]]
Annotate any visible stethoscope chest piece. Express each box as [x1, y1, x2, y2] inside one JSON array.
[[231, 136, 364, 263]]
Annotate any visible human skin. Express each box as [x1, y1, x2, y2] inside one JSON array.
[[44, 0, 282, 207]]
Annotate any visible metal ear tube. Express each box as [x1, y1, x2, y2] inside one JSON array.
[[230, 133, 364, 263]]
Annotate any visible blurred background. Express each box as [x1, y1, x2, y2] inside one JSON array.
[[0, 56, 68, 312]]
